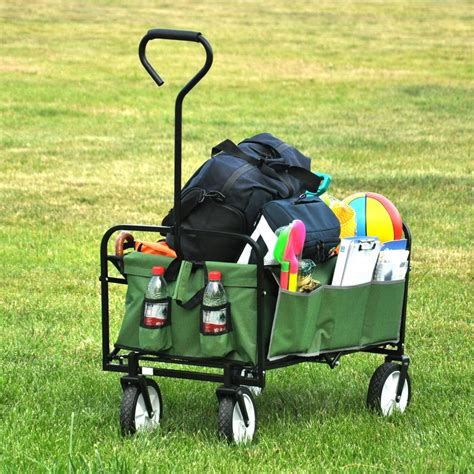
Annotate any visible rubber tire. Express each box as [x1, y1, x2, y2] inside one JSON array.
[[218, 387, 257, 444], [367, 362, 411, 416], [120, 378, 162, 435]]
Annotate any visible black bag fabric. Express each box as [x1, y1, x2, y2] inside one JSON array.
[[261, 195, 341, 263], [163, 133, 322, 262]]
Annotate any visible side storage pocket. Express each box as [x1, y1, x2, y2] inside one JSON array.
[[268, 283, 371, 360], [317, 284, 370, 352], [268, 288, 324, 359], [115, 252, 175, 351], [268, 279, 406, 360], [199, 302, 235, 358], [138, 297, 172, 352], [361, 280, 405, 346]]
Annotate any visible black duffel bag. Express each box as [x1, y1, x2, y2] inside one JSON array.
[[162, 133, 321, 262]]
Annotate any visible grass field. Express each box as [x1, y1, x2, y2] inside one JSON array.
[[1, 0, 473, 472]]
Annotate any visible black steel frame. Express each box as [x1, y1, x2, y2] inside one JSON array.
[[100, 29, 411, 398], [100, 222, 412, 391]]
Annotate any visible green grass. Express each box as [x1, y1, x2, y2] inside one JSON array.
[[1, 0, 473, 471]]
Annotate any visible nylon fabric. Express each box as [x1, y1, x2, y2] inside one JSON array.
[[115, 252, 276, 364], [163, 133, 321, 262], [268, 279, 405, 360]]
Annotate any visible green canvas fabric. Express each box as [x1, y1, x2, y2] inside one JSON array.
[[268, 280, 405, 360], [361, 281, 405, 345], [139, 324, 172, 352], [115, 252, 276, 364], [116, 252, 405, 364]]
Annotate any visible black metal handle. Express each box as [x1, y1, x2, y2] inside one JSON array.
[[146, 28, 202, 42], [138, 29, 213, 259], [138, 28, 212, 87]]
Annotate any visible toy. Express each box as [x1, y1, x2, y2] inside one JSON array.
[[273, 225, 292, 289], [343, 192, 403, 242], [279, 261, 290, 290], [284, 220, 306, 292], [320, 193, 356, 240]]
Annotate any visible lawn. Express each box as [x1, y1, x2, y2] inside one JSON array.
[[1, 0, 472, 472]]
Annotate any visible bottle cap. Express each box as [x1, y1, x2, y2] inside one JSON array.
[[151, 266, 165, 276], [208, 271, 222, 281]]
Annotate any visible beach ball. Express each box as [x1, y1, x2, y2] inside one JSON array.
[[343, 192, 403, 242]]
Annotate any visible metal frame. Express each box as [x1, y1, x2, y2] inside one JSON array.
[[100, 28, 411, 401], [100, 222, 412, 391]]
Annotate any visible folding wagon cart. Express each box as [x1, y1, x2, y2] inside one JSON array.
[[100, 29, 412, 443]]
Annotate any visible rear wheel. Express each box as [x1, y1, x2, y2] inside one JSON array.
[[120, 379, 162, 435], [218, 387, 257, 444], [367, 362, 411, 416]]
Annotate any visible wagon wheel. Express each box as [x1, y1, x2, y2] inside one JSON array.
[[367, 362, 411, 416], [120, 378, 163, 435], [218, 387, 257, 444]]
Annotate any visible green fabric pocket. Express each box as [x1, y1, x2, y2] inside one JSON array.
[[317, 284, 370, 351], [116, 253, 175, 349], [361, 280, 405, 346], [115, 253, 276, 364], [138, 297, 172, 351], [138, 326, 172, 352], [199, 303, 235, 358], [268, 280, 405, 360], [200, 331, 235, 358], [268, 289, 324, 357]]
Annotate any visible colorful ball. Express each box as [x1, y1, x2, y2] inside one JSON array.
[[342, 192, 403, 242]]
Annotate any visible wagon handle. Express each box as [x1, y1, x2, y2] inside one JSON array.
[[138, 29, 213, 258]]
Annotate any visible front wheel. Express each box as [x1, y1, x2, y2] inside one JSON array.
[[367, 362, 411, 416], [218, 387, 257, 444], [120, 378, 163, 435]]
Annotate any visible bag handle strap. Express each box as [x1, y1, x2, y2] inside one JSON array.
[[212, 139, 321, 193], [212, 139, 283, 182], [246, 139, 322, 193], [164, 260, 207, 310], [212, 139, 256, 163], [164, 258, 182, 281]]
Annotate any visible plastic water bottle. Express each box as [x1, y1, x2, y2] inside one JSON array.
[[202, 271, 227, 334], [143, 266, 169, 327]]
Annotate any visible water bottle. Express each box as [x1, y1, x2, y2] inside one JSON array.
[[143, 266, 169, 327], [202, 271, 227, 334]]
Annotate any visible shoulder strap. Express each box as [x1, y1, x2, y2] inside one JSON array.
[[212, 139, 286, 183], [212, 139, 321, 193]]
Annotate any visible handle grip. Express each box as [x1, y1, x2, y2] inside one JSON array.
[[145, 28, 202, 42], [139, 28, 212, 87]]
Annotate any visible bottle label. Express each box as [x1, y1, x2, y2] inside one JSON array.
[[143, 301, 168, 327], [202, 307, 227, 334]]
